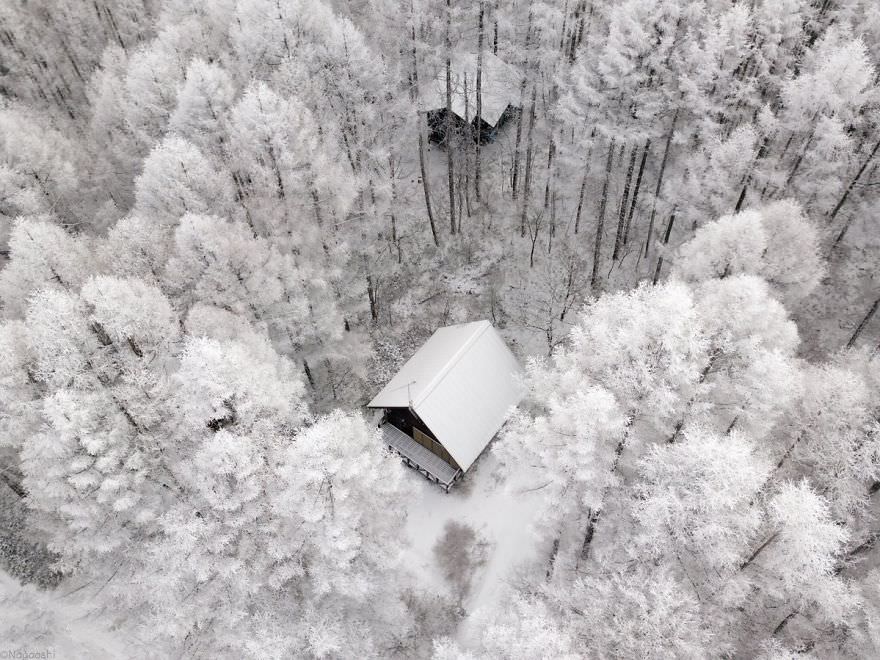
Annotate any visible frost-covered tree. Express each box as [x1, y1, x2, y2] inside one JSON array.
[[168, 59, 236, 157], [499, 384, 626, 578], [227, 81, 356, 246], [688, 275, 803, 440], [162, 212, 309, 333], [726, 481, 856, 653], [780, 353, 880, 521], [122, 26, 189, 147], [673, 200, 825, 304], [485, 265, 864, 656], [20, 278, 179, 565], [0, 216, 91, 318], [778, 30, 877, 212], [141, 330, 308, 650], [548, 280, 708, 430], [99, 213, 172, 284], [0, 320, 42, 455], [132, 135, 234, 224], [635, 426, 770, 578], [146, 357, 413, 656], [0, 106, 80, 224]]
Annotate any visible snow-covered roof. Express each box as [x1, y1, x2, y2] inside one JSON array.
[[421, 52, 521, 127], [368, 320, 524, 471]]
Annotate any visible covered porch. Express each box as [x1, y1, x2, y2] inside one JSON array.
[[381, 423, 461, 491]]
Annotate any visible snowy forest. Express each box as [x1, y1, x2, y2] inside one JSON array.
[[1, 0, 880, 657]]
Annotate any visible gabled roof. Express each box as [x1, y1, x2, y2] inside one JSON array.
[[421, 52, 522, 127], [368, 320, 523, 471]]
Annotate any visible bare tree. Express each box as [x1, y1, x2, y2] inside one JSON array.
[[623, 139, 650, 245], [591, 137, 616, 291], [511, 4, 534, 199], [519, 85, 538, 238], [612, 144, 637, 260], [847, 297, 880, 349], [644, 109, 679, 259], [410, 15, 439, 247], [652, 210, 676, 285], [573, 132, 595, 234], [526, 210, 543, 268], [445, 0, 456, 235], [474, 1, 484, 203], [829, 138, 880, 224]]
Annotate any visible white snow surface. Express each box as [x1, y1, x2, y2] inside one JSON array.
[[398, 452, 545, 644], [368, 320, 524, 471]]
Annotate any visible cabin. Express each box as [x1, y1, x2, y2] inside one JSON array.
[[422, 51, 521, 145], [368, 320, 524, 491]]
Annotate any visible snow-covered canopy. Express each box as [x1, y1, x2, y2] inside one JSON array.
[[421, 52, 521, 127], [368, 320, 524, 471]]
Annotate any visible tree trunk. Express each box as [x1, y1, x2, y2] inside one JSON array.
[[366, 275, 379, 321], [445, 0, 456, 235], [569, 1, 590, 63], [784, 119, 818, 189], [511, 7, 534, 199], [612, 144, 637, 261], [772, 610, 799, 637], [388, 155, 402, 263], [519, 85, 538, 238], [575, 2, 591, 53], [546, 537, 560, 581], [411, 20, 440, 247], [734, 182, 748, 212], [462, 73, 471, 231], [578, 414, 634, 562], [590, 137, 616, 292], [579, 508, 601, 560], [828, 137, 880, 223], [302, 359, 316, 389], [735, 137, 768, 212], [266, 141, 286, 200], [645, 109, 679, 259], [847, 296, 880, 349], [559, 0, 570, 52], [624, 139, 650, 244], [667, 350, 719, 444], [652, 210, 675, 285], [543, 135, 556, 211], [772, 432, 804, 476], [527, 214, 541, 268], [0, 472, 25, 499], [573, 134, 595, 234], [511, 81, 526, 199], [573, 169, 588, 235], [418, 131, 440, 247], [738, 532, 778, 572], [475, 1, 484, 202], [493, 0, 499, 54]]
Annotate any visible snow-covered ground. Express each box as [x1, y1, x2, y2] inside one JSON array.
[[397, 450, 545, 644]]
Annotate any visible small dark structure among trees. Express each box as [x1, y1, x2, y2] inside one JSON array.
[[426, 105, 519, 144], [422, 51, 521, 144], [368, 320, 523, 491]]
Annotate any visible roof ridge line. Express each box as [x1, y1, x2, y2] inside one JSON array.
[[411, 321, 491, 411]]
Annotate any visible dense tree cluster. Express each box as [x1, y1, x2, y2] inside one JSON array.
[[1, 0, 879, 657]]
